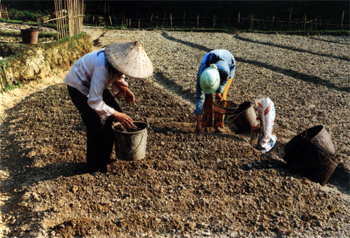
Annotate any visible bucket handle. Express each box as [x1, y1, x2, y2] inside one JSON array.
[[129, 133, 145, 156], [226, 110, 245, 124]]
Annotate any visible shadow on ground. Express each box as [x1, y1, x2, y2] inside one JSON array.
[[161, 32, 350, 93]]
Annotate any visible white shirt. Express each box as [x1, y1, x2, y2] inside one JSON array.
[[64, 48, 128, 120]]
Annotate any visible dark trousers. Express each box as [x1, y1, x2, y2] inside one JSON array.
[[67, 85, 122, 172], [202, 94, 213, 127]]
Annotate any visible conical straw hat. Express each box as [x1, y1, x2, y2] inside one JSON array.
[[105, 41, 153, 79]]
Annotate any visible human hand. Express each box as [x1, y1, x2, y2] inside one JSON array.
[[113, 111, 134, 128], [215, 92, 223, 101], [124, 87, 135, 104]]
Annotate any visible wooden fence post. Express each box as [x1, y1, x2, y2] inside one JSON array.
[[303, 15, 306, 30], [162, 14, 166, 28], [237, 12, 240, 28], [109, 16, 112, 26], [315, 18, 317, 30], [170, 14, 172, 28], [129, 18, 131, 28], [271, 15, 274, 30], [341, 10, 345, 28], [197, 15, 199, 27], [138, 19, 140, 28], [289, 11, 291, 28], [250, 13, 254, 29], [150, 14, 153, 27], [310, 19, 313, 30]]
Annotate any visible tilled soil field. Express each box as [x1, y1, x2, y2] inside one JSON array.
[[0, 26, 349, 237]]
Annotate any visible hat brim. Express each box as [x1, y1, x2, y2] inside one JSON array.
[[105, 41, 153, 79]]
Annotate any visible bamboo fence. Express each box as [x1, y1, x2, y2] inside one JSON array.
[[66, 0, 85, 38], [0, 4, 9, 20], [47, 0, 85, 40]]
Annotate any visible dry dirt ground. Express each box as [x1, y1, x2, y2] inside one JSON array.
[[0, 25, 349, 237]]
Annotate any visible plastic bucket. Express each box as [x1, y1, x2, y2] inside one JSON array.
[[112, 121, 148, 161], [283, 125, 339, 185], [21, 28, 39, 44], [230, 101, 258, 133]]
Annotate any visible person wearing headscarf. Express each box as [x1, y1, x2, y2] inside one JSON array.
[[64, 41, 153, 173], [194, 49, 236, 134]]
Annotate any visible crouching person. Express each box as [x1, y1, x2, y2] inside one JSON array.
[[64, 41, 153, 173], [194, 49, 236, 134]]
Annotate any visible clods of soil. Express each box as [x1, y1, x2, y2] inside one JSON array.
[[113, 122, 141, 133], [0, 27, 349, 237]]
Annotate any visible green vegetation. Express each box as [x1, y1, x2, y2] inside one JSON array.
[[0, 60, 19, 93], [0, 17, 57, 30], [8, 8, 39, 22], [0, 81, 21, 92], [1, 30, 57, 38]]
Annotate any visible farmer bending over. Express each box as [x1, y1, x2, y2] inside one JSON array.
[[194, 49, 236, 134], [64, 41, 153, 173]]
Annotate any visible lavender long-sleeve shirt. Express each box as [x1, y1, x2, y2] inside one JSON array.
[[64, 49, 127, 119], [194, 49, 236, 115]]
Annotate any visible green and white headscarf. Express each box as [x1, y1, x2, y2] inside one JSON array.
[[199, 64, 220, 94]]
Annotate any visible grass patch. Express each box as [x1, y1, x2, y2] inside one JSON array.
[[0, 18, 57, 30], [0, 60, 20, 93], [0, 81, 21, 92], [0, 30, 57, 38]]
